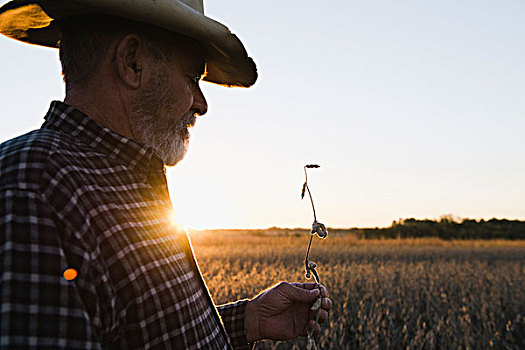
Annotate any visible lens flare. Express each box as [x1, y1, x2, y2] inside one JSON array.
[[63, 268, 77, 281]]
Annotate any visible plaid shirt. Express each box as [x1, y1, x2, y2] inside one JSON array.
[[0, 101, 250, 349]]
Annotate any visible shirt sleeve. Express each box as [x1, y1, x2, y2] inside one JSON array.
[[217, 299, 254, 350], [0, 188, 99, 348]]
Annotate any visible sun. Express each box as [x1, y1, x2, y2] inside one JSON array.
[[170, 196, 237, 230], [167, 173, 237, 230]]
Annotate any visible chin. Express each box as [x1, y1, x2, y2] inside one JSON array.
[[163, 153, 185, 167], [161, 140, 189, 167]]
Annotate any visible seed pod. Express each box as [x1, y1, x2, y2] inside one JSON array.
[[311, 221, 328, 238], [311, 221, 319, 234], [301, 182, 306, 199], [318, 222, 328, 238], [305, 164, 320, 168]]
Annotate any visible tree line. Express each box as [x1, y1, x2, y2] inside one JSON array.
[[344, 216, 525, 240]]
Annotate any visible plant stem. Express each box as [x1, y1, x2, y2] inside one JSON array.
[[304, 167, 317, 221], [305, 234, 313, 264]]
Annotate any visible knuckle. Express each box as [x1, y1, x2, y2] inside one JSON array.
[[276, 281, 288, 289], [320, 310, 328, 321], [323, 297, 333, 309]]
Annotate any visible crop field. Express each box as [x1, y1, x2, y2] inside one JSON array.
[[190, 230, 525, 349]]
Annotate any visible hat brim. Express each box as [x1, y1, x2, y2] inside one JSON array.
[[0, 0, 257, 87]]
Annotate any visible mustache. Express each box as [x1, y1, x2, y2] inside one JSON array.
[[181, 111, 197, 129]]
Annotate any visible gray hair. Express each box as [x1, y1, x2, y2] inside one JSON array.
[[58, 15, 192, 86]]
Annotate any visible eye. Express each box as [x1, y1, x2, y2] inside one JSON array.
[[191, 74, 202, 84]]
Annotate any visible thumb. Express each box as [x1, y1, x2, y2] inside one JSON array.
[[282, 283, 320, 303]]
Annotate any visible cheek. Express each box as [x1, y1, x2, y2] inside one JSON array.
[[171, 82, 194, 110], [161, 84, 192, 116]]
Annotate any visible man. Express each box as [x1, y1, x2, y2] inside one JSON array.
[[0, 0, 332, 349]]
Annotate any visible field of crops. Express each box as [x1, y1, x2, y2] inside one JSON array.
[[190, 230, 525, 349]]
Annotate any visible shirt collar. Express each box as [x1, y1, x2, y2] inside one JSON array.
[[41, 101, 165, 177]]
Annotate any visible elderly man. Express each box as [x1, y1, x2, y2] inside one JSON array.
[[0, 0, 331, 349]]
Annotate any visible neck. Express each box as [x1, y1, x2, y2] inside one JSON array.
[[64, 83, 135, 140]]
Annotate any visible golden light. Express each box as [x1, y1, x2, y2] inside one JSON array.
[[63, 268, 77, 281], [167, 208, 187, 233], [172, 199, 237, 230], [168, 176, 238, 230]]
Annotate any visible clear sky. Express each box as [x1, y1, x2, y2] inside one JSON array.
[[1, 0, 524, 229]]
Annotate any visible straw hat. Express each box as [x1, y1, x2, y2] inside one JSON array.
[[0, 0, 257, 87]]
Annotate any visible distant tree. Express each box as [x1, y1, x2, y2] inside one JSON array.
[[361, 216, 525, 240]]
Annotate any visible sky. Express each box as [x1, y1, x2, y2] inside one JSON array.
[[1, 0, 524, 229]]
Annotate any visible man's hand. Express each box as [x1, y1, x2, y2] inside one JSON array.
[[244, 282, 332, 342]]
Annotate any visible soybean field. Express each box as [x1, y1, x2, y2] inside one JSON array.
[[191, 230, 525, 350]]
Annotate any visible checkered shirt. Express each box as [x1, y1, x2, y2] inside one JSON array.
[[0, 101, 251, 349]]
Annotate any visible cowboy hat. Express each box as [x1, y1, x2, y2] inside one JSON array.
[[0, 0, 257, 87]]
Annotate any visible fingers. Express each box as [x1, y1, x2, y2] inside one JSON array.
[[290, 282, 328, 298], [307, 319, 322, 336], [319, 284, 328, 298], [321, 297, 332, 312], [290, 283, 332, 323], [290, 282, 315, 290], [311, 308, 328, 324], [309, 297, 332, 324], [279, 282, 320, 303]]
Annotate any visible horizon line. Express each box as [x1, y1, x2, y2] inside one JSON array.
[[185, 216, 525, 232]]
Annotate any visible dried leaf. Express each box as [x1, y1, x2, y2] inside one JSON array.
[[306, 335, 318, 350], [311, 296, 322, 311], [301, 182, 306, 199]]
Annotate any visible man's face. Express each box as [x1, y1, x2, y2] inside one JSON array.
[[129, 39, 208, 166]]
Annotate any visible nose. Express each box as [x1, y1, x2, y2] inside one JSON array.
[[193, 86, 208, 116]]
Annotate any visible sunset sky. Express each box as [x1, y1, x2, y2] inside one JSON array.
[[1, 0, 524, 229]]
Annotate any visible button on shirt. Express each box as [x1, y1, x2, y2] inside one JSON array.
[[0, 101, 249, 349]]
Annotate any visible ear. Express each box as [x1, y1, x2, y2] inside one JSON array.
[[115, 34, 144, 89]]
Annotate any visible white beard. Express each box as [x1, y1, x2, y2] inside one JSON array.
[[132, 109, 195, 167], [129, 69, 196, 166]]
